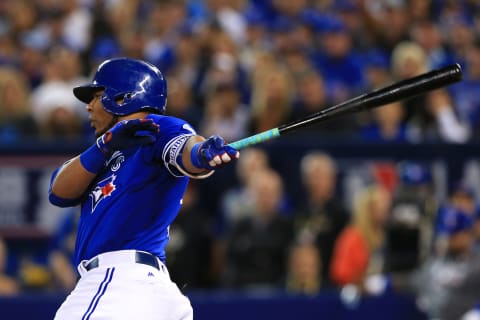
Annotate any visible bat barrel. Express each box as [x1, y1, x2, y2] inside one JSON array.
[[279, 63, 462, 135]]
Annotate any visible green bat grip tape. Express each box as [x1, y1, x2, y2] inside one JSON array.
[[228, 128, 280, 150]]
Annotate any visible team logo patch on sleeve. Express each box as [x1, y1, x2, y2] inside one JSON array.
[[106, 151, 125, 172], [90, 174, 117, 212]]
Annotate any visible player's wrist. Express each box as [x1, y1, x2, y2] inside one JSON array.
[[96, 133, 113, 155], [80, 143, 108, 174], [190, 142, 209, 170]]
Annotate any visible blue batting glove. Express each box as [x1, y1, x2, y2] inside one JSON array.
[[96, 118, 159, 155], [190, 135, 239, 170]]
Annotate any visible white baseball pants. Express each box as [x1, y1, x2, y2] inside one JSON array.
[[54, 250, 193, 320]]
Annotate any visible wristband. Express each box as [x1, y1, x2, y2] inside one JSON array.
[[190, 143, 205, 169], [80, 144, 107, 174]]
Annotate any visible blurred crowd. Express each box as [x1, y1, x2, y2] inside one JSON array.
[[0, 0, 479, 143], [0, 0, 480, 319]]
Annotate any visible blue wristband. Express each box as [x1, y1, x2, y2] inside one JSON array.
[[190, 143, 205, 169], [80, 144, 107, 174]]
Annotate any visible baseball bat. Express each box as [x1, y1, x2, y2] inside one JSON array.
[[228, 63, 463, 150]]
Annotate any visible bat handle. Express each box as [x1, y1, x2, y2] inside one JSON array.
[[228, 128, 281, 150]]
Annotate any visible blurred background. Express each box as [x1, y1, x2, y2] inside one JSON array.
[[0, 0, 480, 319]]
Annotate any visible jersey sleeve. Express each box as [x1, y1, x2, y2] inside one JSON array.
[[145, 115, 212, 178]]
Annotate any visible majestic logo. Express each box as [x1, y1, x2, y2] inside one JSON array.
[[106, 151, 124, 172], [90, 174, 117, 212]]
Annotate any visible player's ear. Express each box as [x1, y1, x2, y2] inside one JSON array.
[[115, 95, 125, 105]]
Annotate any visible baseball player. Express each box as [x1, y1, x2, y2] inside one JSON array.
[[48, 58, 239, 320]]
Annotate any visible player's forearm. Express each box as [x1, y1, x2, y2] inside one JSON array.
[[51, 156, 97, 199]]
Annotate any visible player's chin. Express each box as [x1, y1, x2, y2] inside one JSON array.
[[92, 123, 108, 137], [94, 127, 106, 138]]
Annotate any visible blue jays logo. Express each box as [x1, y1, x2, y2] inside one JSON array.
[[90, 174, 117, 212]]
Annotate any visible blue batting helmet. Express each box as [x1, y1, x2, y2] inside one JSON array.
[[73, 57, 167, 115]]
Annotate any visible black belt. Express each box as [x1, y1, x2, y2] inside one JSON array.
[[84, 251, 160, 271]]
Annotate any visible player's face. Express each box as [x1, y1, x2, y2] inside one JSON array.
[[86, 90, 115, 137]]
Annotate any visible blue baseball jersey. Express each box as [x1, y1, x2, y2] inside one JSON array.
[[50, 114, 198, 265]]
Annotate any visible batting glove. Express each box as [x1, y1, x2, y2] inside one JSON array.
[[96, 118, 159, 155], [190, 135, 239, 170]]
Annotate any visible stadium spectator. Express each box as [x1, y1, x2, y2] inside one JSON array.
[[363, 48, 392, 90], [311, 16, 366, 104], [166, 182, 216, 289], [363, 0, 411, 53], [18, 32, 47, 89], [360, 100, 415, 143], [391, 41, 470, 143], [407, 0, 433, 22], [199, 81, 249, 142], [434, 183, 477, 256], [441, 11, 476, 68], [105, 1, 145, 61], [59, 0, 93, 52], [289, 70, 358, 135], [410, 206, 480, 320], [333, 0, 371, 51], [167, 25, 202, 87], [198, 28, 250, 104], [0, 67, 38, 142], [330, 184, 391, 288], [386, 161, 437, 272], [4, 1, 37, 50], [285, 240, 322, 296], [49, 46, 88, 90], [30, 49, 85, 139], [222, 168, 293, 289], [143, 1, 187, 72], [294, 151, 349, 286], [450, 39, 480, 139], [221, 147, 270, 229], [410, 19, 455, 69], [291, 70, 329, 122], [283, 47, 314, 82], [239, 7, 270, 74], [203, 0, 248, 47], [250, 55, 294, 133], [165, 76, 202, 129]]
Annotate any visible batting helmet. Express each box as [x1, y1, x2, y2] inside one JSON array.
[[73, 57, 167, 115]]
